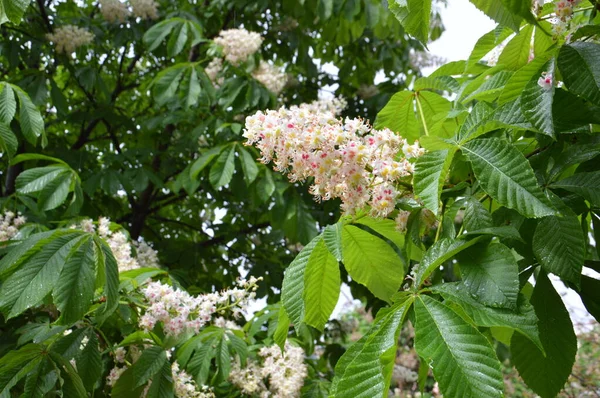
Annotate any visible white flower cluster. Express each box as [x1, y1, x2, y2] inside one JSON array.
[[244, 101, 424, 217], [213, 28, 263, 66], [130, 0, 159, 20], [229, 342, 308, 398], [76, 217, 159, 272], [99, 0, 130, 23], [205, 58, 224, 88], [551, 0, 582, 35], [139, 277, 261, 338], [252, 61, 288, 95], [0, 211, 26, 241], [538, 71, 554, 91], [301, 97, 348, 116], [46, 25, 94, 54]]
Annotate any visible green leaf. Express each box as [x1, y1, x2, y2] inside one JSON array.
[[468, 0, 522, 31], [12, 85, 44, 146], [0, 0, 30, 25], [301, 379, 330, 398], [0, 232, 87, 319], [0, 83, 16, 123], [22, 359, 56, 398], [389, 0, 431, 43], [0, 344, 44, 396], [190, 145, 224, 178], [75, 331, 102, 392], [53, 237, 96, 324], [461, 138, 556, 218], [493, 98, 534, 129], [144, 19, 180, 51], [498, 55, 550, 104], [413, 149, 456, 215], [37, 170, 74, 211], [466, 26, 513, 70], [341, 225, 405, 302], [532, 194, 584, 287], [274, 305, 290, 350], [462, 70, 513, 103], [413, 236, 485, 287], [145, 361, 174, 398], [185, 67, 201, 109], [94, 237, 120, 322], [579, 275, 600, 323], [551, 171, 600, 206], [0, 122, 18, 158], [455, 102, 499, 144], [330, 296, 413, 398], [414, 295, 504, 397], [237, 145, 259, 185], [511, 272, 577, 398], [152, 64, 188, 106], [500, 0, 536, 24], [16, 165, 68, 194], [209, 145, 235, 189], [558, 42, 600, 106], [521, 58, 555, 137], [457, 242, 519, 309], [133, 346, 168, 389], [167, 20, 188, 57], [47, 351, 87, 398], [304, 239, 340, 331], [281, 235, 323, 328], [463, 196, 493, 231], [432, 283, 543, 351], [323, 222, 343, 261], [112, 366, 147, 398]]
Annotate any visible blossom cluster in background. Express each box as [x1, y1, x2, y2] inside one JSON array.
[[213, 28, 263, 66], [46, 25, 94, 54], [138, 277, 261, 338], [0, 211, 26, 242], [209, 28, 288, 95], [130, 0, 159, 20], [99, 0, 130, 23], [243, 99, 424, 217], [229, 342, 308, 398], [77, 217, 159, 272]]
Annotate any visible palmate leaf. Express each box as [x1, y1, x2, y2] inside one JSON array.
[[461, 138, 556, 218], [456, 241, 519, 310], [209, 144, 235, 188], [532, 194, 584, 287], [551, 171, 600, 206], [330, 295, 413, 398], [511, 272, 577, 398], [466, 26, 513, 70], [468, 0, 521, 31], [432, 283, 543, 351], [558, 42, 600, 106], [0, 344, 45, 396], [414, 295, 504, 398], [12, 85, 45, 146], [388, 0, 431, 44], [413, 149, 456, 215], [304, 239, 340, 331]]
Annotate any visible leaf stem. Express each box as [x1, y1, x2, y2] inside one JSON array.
[[415, 93, 430, 137]]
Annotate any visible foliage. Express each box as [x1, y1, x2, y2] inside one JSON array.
[[0, 0, 599, 397]]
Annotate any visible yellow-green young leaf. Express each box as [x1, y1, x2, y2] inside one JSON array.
[[414, 295, 504, 398], [558, 42, 600, 106], [498, 55, 549, 104], [274, 305, 290, 350], [497, 25, 533, 71], [0, 83, 16, 124], [413, 149, 456, 215], [341, 225, 405, 302], [456, 241, 519, 310], [455, 101, 499, 144], [533, 194, 584, 288], [330, 296, 413, 398], [281, 235, 323, 328], [375, 90, 451, 143], [0, 344, 45, 396], [461, 138, 556, 218], [413, 236, 484, 287], [511, 272, 577, 398], [432, 283, 543, 352], [209, 145, 235, 188], [500, 0, 537, 24], [551, 171, 600, 206], [352, 217, 405, 255], [462, 70, 513, 103], [468, 0, 521, 31], [521, 58, 555, 137], [388, 0, 431, 44], [466, 26, 513, 70], [303, 239, 340, 331], [0, 232, 88, 319]]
